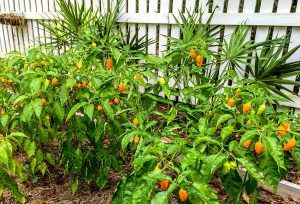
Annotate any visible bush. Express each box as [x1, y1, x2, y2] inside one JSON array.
[[1, 1, 300, 203]]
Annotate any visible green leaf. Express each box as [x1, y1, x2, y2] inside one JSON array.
[[31, 99, 42, 118], [22, 103, 33, 122], [0, 115, 9, 129], [0, 141, 13, 167], [167, 107, 177, 125], [132, 155, 156, 171], [59, 85, 69, 105], [112, 176, 135, 204], [7, 132, 28, 138], [198, 118, 208, 133], [96, 166, 109, 190], [132, 181, 152, 203], [45, 153, 55, 166], [72, 177, 79, 195], [66, 102, 86, 121], [151, 191, 169, 204], [112, 48, 122, 64], [162, 85, 171, 99], [24, 140, 36, 159], [194, 136, 221, 147], [30, 77, 42, 94], [65, 78, 76, 89], [102, 101, 114, 120], [53, 102, 65, 123], [121, 132, 135, 151], [245, 174, 258, 195], [221, 170, 243, 200], [236, 158, 264, 184], [221, 125, 234, 141], [0, 167, 26, 203], [259, 154, 281, 190], [291, 146, 300, 168], [262, 136, 285, 169], [13, 95, 29, 105], [30, 158, 37, 172], [145, 120, 158, 130], [191, 182, 219, 204], [84, 104, 94, 121], [200, 153, 226, 182], [240, 131, 257, 145], [216, 114, 232, 127], [38, 162, 47, 175]]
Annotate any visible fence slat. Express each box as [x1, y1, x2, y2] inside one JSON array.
[[158, 0, 169, 56]]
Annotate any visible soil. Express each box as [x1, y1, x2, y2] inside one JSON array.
[[285, 160, 300, 185], [1, 171, 121, 204]]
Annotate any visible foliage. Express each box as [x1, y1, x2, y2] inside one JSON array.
[[1, 1, 300, 203]]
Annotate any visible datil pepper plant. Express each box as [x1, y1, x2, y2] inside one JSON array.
[[113, 10, 300, 204], [1, 1, 300, 203]]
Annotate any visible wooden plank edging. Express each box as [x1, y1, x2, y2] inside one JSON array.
[[239, 169, 300, 201]]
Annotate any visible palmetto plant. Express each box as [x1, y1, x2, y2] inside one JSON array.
[[40, 0, 96, 49], [221, 25, 300, 101], [249, 40, 300, 100], [41, 0, 149, 53]]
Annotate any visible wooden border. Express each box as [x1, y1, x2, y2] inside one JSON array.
[[239, 169, 300, 201]]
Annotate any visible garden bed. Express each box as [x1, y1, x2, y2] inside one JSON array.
[[2, 172, 298, 204]]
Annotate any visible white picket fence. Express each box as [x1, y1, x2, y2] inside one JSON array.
[[0, 0, 300, 112]]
